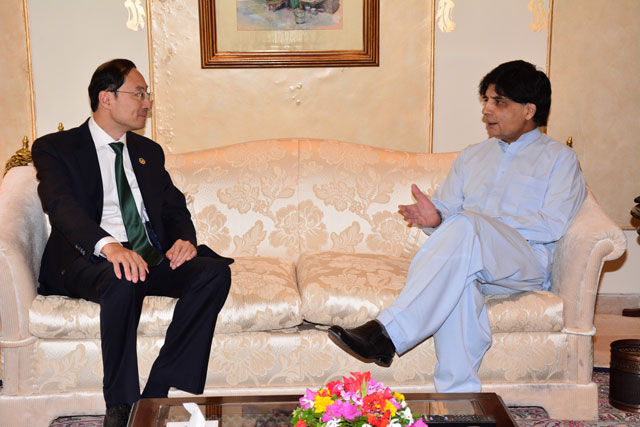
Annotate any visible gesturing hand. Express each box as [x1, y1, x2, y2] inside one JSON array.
[[398, 184, 442, 228], [102, 243, 149, 283], [165, 239, 197, 270]]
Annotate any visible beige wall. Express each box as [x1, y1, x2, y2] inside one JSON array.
[[151, 0, 432, 154], [433, 0, 550, 153], [600, 230, 639, 294], [28, 0, 151, 138], [548, 0, 640, 227], [0, 0, 34, 183]]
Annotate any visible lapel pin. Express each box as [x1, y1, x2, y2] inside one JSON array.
[[139, 158, 146, 165]]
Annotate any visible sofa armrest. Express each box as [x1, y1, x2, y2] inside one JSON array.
[[0, 166, 47, 347], [551, 189, 626, 334]]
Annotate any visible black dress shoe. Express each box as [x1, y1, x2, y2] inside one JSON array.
[[328, 320, 396, 366], [104, 403, 132, 427], [622, 308, 640, 317]]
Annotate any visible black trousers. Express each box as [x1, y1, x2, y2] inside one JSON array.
[[63, 245, 232, 405]]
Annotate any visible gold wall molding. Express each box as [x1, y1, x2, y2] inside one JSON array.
[[429, 0, 436, 153], [22, 0, 36, 141], [528, 0, 548, 32], [436, 0, 456, 33], [145, 0, 156, 141], [546, 0, 554, 76], [125, 0, 146, 31]]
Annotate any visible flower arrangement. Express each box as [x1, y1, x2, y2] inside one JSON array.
[[291, 372, 428, 427]]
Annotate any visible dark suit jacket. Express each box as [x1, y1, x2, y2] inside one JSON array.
[[32, 119, 198, 296]]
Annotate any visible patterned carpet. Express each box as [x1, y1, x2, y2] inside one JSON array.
[[510, 369, 640, 426], [50, 369, 639, 427]]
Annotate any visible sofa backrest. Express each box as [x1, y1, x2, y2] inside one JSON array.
[[166, 138, 458, 262]]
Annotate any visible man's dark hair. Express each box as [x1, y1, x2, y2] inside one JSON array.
[[479, 60, 551, 127], [88, 59, 137, 112]]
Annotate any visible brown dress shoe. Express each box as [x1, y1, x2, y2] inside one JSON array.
[[328, 320, 396, 366]]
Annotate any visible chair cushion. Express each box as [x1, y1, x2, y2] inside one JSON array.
[[297, 251, 564, 332], [29, 257, 302, 339]]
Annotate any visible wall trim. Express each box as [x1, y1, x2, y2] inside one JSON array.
[[595, 294, 640, 315], [145, 0, 156, 141], [428, 0, 435, 154], [22, 0, 36, 141], [546, 0, 554, 77]]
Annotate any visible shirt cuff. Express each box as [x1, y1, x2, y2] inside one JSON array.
[[95, 236, 121, 257]]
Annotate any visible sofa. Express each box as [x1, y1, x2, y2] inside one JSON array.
[[0, 137, 626, 426]]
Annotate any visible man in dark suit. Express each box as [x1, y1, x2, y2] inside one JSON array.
[[32, 59, 232, 427]]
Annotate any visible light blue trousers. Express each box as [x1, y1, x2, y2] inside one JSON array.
[[377, 211, 548, 392]]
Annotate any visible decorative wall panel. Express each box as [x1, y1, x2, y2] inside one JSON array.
[[432, 0, 550, 153], [548, 0, 640, 227], [150, 0, 432, 154], [0, 0, 34, 183], [28, 0, 150, 138]]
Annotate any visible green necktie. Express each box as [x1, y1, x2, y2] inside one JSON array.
[[110, 142, 163, 266]]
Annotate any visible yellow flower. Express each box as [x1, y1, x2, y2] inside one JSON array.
[[314, 390, 334, 413], [393, 392, 405, 402], [385, 400, 397, 417]]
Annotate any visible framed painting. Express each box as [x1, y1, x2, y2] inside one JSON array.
[[198, 0, 379, 68]]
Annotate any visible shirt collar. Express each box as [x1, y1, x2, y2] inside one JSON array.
[[498, 127, 541, 152], [88, 116, 128, 149]]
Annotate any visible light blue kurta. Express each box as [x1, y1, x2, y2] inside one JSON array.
[[377, 128, 586, 392]]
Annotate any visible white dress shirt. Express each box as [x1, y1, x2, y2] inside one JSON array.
[[89, 117, 151, 256]]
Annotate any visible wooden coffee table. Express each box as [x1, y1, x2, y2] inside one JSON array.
[[129, 392, 517, 426]]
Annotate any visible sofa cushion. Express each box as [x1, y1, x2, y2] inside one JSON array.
[[29, 257, 302, 338], [218, 256, 302, 333], [297, 251, 412, 328], [297, 251, 564, 333]]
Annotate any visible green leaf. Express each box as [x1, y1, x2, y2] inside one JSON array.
[[360, 377, 369, 398]]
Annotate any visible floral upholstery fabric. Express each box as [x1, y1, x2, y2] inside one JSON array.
[[30, 254, 563, 339], [29, 257, 300, 338], [485, 291, 564, 333], [297, 251, 411, 327], [298, 251, 564, 332], [30, 327, 571, 395], [296, 140, 453, 259], [166, 140, 301, 261], [165, 139, 458, 262]]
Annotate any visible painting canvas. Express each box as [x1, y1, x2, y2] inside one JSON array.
[[237, 0, 343, 31]]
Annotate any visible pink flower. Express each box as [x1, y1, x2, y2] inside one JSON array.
[[322, 400, 362, 422], [299, 388, 316, 409], [369, 378, 384, 393], [410, 418, 429, 427], [340, 389, 361, 406]]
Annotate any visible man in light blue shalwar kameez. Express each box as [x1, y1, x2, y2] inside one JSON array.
[[329, 60, 587, 393]]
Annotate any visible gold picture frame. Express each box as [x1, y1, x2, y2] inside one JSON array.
[[198, 0, 379, 68]]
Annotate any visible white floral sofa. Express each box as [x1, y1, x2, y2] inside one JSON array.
[[0, 138, 626, 426]]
